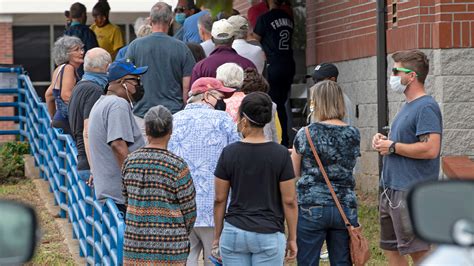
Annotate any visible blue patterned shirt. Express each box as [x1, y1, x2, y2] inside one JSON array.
[[168, 103, 240, 227], [293, 123, 361, 208]]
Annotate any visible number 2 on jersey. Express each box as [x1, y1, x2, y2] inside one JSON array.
[[279, 30, 290, 50]]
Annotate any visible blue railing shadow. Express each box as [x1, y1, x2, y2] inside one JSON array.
[[0, 66, 124, 265]]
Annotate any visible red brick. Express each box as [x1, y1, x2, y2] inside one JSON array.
[[454, 13, 474, 20], [438, 4, 467, 12], [420, 15, 436, 22], [418, 24, 425, 47], [420, 0, 436, 6], [461, 22, 470, 46], [469, 4, 474, 11], [471, 21, 474, 46], [399, 7, 421, 17], [436, 13, 453, 21], [453, 22, 461, 46], [399, 16, 420, 26], [436, 0, 455, 3]]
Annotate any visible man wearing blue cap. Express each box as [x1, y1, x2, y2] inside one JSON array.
[[88, 59, 148, 213]]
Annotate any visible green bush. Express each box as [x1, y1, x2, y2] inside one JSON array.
[[0, 141, 30, 183]]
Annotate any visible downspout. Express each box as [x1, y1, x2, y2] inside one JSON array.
[[376, 0, 388, 179]]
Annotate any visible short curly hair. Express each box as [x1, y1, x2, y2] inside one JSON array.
[[52, 35, 83, 65], [241, 68, 269, 94]]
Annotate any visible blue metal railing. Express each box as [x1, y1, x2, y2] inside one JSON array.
[[0, 66, 124, 265]]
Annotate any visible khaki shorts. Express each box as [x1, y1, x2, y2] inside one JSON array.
[[379, 188, 430, 255]]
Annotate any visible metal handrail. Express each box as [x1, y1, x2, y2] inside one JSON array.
[[0, 66, 124, 265]]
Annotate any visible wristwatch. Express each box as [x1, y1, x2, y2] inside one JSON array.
[[389, 142, 397, 154]]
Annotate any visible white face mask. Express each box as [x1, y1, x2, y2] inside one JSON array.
[[389, 76, 407, 94]]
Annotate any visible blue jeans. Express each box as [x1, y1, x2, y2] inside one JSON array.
[[297, 205, 358, 266], [78, 169, 91, 182], [220, 222, 286, 266]]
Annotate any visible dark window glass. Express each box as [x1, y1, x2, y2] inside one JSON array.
[[13, 26, 50, 82], [54, 25, 67, 42], [129, 24, 137, 43]]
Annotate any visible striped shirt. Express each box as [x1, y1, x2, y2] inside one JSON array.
[[122, 147, 196, 265]]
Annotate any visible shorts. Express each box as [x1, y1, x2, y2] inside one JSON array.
[[379, 188, 430, 255]]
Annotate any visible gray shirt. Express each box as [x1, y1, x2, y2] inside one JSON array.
[[88, 95, 145, 204], [125, 32, 196, 117]]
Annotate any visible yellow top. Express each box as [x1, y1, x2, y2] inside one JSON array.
[[90, 23, 124, 60]]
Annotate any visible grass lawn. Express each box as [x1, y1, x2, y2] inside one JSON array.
[[0, 179, 75, 265]]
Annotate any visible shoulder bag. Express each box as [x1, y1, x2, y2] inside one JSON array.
[[305, 127, 370, 266]]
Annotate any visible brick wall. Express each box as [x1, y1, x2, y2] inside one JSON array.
[[307, 0, 474, 66], [306, 1, 377, 66], [233, 0, 251, 16], [0, 21, 15, 142]]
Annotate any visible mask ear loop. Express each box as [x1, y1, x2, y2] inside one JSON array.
[[122, 82, 134, 109]]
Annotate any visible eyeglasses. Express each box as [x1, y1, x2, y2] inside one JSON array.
[[69, 46, 85, 54], [123, 78, 141, 86], [392, 67, 418, 76]]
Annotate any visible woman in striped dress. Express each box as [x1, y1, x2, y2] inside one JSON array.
[[122, 106, 196, 265]]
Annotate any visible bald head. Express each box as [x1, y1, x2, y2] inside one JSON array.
[[84, 48, 112, 73]]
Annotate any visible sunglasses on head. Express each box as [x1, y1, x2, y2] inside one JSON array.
[[392, 67, 418, 76]]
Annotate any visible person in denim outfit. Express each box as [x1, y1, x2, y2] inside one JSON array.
[[291, 80, 361, 265]]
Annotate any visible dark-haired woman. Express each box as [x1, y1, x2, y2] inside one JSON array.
[[291, 80, 360, 265], [213, 92, 298, 265], [90, 0, 124, 60], [122, 105, 196, 265]]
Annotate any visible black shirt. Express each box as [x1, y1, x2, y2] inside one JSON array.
[[254, 8, 294, 62], [214, 141, 295, 233], [68, 80, 103, 170]]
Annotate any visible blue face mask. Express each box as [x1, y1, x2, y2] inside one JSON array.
[[82, 72, 108, 89], [175, 13, 186, 24]]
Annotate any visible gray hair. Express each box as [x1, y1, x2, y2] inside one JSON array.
[[83, 48, 111, 72], [52, 35, 83, 65], [150, 2, 173, 25], [133, 17, 148, 35], [144, 105, 173, 138], [234, 28, 247, 39], [212, 37, 234, 46], [187, 89, 219, 104], [198, 14, 213, 33], [216, 63, 244, 89], [137, 24, 153, 38]]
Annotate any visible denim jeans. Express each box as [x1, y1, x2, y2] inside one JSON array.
[[78, 169, 91, 182], [220, 222, 286, 266], [297, 205, 358, 266]]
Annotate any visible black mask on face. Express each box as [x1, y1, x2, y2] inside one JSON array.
[[132, 84, 144, 103], [214, 99, 226, 111]]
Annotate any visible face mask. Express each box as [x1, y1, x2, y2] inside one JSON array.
[[133, 84, 144, 102], [175, 13, 186, 24], [214, 99, 226, 111], [389, 76, 407, 94]]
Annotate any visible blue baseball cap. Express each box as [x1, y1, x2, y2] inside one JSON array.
[[107, 59, 148, 82]]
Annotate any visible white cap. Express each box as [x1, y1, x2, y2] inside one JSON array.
[[211, 19, 235, 40], [227, 15, 249, 32]]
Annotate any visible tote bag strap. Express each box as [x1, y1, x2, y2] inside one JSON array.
[[304, 126, 352, 227]]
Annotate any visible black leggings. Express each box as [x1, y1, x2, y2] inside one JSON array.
[[267, 60, 295, 146]]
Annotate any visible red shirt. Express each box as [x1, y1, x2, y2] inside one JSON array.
[[248, 1, 268, 29]]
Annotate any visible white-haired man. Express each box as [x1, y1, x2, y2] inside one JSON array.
[[68, 47, 111, 185]]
